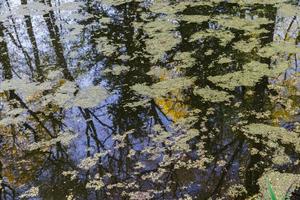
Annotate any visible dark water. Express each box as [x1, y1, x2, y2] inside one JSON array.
[[0, 0, 299, 199]]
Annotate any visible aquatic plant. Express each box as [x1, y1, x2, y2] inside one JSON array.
[[0, 0, 299, 199]]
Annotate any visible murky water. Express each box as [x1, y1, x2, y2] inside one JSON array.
[[0, 0, 299, 199]]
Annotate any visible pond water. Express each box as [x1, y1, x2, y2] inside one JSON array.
[[0, 0, 299, 199]]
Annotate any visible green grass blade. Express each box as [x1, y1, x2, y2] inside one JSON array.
[[267, 178, 277, 200]]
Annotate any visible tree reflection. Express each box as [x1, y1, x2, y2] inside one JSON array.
[[0, 0, 299, 199]]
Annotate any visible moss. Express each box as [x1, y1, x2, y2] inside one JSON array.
[[180, 15, 210, 24], [144, 19, 180, 62], [208, 61, 288, 90], [102, 65, 130, 76], [28, 132, 77, 150], [227, 184, 247, 198], [131, 77, 195, 98], [233, 39, 260, 53], [193, 86, 233, 102], [242, 123, 300, 154], [258, 42, 299, 58], [217, 56, 232, 64], [258, 171, 300, 199], [190, 29, 235, 46], [213, 15, 271, 33]]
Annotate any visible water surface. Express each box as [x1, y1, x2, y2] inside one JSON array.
[[0, 0, 299, 199]]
